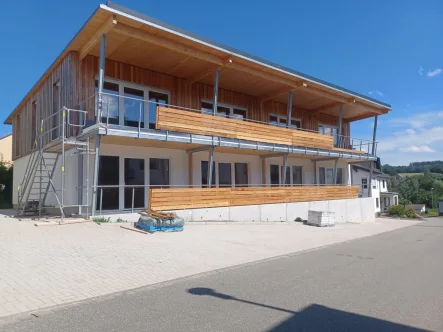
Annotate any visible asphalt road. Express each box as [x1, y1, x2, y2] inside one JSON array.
[[1, 219, 443, 332]]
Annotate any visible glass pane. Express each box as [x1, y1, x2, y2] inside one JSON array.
[[232, 108, 246, 120], [218, 163, 232, 187], [270, 164, 280, 185], [326, 168, 334, 185], [97, 156, 119, 210], [336, 168, 343, 184], [201, 161, 216, 187], [270, 115, 279, 126], [281, 166, 290, 185], [319, 167, 326, 185], [95, 81, 119, 125], [149, 91, 169, 129], [150, 158, 169, 187], [217, 106, 230, 115], [124, 158, 145, 209], [124, 87, 144, 128], [290, 119, 301, 129], [235, 163, 248, 187], [292, 166, 302, 185], [201, 102, 213, 114]]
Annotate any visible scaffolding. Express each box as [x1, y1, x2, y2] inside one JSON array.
[[17, 107, 92, 222]]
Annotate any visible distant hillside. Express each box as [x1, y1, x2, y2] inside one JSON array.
[[382, 161, 443, 175]]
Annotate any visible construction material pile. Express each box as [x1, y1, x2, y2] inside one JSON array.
[[136, 209, 184, 233]]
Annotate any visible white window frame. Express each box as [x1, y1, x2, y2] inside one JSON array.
[[269, 113, 302, 129], [201, 99, 248, 120], [318, 123, 339, 145], [95, 76, 171, 128], [271, 164, 303, 185], [319, 167, 343, 185]]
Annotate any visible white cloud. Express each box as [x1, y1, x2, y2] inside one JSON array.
[[387, 110, 443, 128], [405, 129, 416, 135], [427, 68, 442, 77], [368, 90, 384, 96], [398, 145, 435, 153]]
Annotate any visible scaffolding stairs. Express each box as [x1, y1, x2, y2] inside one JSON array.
[[17, 106, 90, 220]]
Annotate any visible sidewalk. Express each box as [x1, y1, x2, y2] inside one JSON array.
[[0, 211, 419, 319]]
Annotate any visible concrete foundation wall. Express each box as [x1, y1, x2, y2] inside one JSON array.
[[100, 197, 375, 224]]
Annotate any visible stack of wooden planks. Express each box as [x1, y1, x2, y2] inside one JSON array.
[[149, 186, 360, 211], [139, 209, 177, 219], [156, 107, 334, 150]]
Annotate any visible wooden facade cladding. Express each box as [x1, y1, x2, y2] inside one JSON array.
[[12, 51, 80, 160], [149, 186, 360, 211], [157, 107, 335, 150], [80, 55, 350, 134], [13, 53, 350, 159]]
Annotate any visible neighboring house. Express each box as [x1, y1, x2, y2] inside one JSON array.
[[406, 204, 426, 214], [0, 133, 12, 165], [4, 2, 391, 222], [352, 162, 398, 213]]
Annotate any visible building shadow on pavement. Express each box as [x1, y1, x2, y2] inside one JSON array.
[[187, 287, 429, 332]]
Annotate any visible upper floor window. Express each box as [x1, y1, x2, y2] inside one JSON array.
[[269, 114, 301, 129], [201, 101, 247, 120], [318, 124, 338, 145]]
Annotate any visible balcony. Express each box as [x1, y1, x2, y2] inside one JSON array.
[[75, 92, 377, 159]]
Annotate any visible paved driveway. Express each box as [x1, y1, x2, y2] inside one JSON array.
[[0, 211, 420, 319]]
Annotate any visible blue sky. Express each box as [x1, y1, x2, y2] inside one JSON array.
[[1, 0, 443, 165]]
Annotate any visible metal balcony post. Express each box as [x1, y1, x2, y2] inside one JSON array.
[[337, 105, 343, 148], [91, 135, 101, 216], [282, 153, 288, 186], [372, 115, 378, 155], [212, 68, 219, 115], [333, 159, 339, 185], [286, 90, 293, 127], [207, 146, 215, 188], [97, 34, 106, 123]]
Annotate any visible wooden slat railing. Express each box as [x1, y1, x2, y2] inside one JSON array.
[[149, 186, 360, 211], [156, 107, 335, 150]]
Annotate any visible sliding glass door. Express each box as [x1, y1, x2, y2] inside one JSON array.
[[124, 158, 145, 209]]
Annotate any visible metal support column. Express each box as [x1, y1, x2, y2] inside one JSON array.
[[368, 161, 373, 197], [372, 115, 378, 155], [337, 105, 343, 148], [286, 90, 294, 127], [333, 159, 339, 185], [60, 108, 66, 223], [91, 135, 101, 216], [207, 146, 215, 188], [348, 163, 352, 186], [212, 68, 220, 115], [313, 160, 317, 185], [97, 34, 106, 123], [282, 153, 288, 186]]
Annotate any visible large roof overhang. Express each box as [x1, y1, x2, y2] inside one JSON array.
[[4, 1, 391, 124]]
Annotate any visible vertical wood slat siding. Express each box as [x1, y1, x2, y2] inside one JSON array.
[[12, 51, 79, 160], [81, 55, 349, 136], [13, 53, 350, 159]]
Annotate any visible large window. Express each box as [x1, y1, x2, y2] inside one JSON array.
[[149, 91, 169, 129], [218, 163, 232, 187], [235, 163, 249, 186], [95, 81, 119, 125], [97, 156, 119, 211], [318, 124, 338, 146], [201, 161, 216, 187], [281, 166, 291, 185], [293, 166, 302, 185], [150, 158, 169, 187], [201, 101, 247, 120], [269, 114, 301, 129], [124, 87, 145, 128], [319, 167, 343, 185], [124, 158, 145, 209], [95, 79, 169, 129], [270, 165, 280, 185]]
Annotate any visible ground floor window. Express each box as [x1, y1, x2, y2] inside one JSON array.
[[97, 156, 119, 210], [201, 161, 216, 187], [218, 163, 232, 187], [150, 158, 170, 187], [319, 167, 343, 185], [376, 198, 379, 208], [270, 165, 303, 185], [201, 161, 248, 187], [235, 163, 249, 187], [124, 158, 145, 209]]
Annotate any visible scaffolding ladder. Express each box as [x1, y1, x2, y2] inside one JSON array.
[[17, 107, 90, 222]]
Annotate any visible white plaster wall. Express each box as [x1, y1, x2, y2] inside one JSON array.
[[12, 154, 31, 205], [351, 168, 381, 212]]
